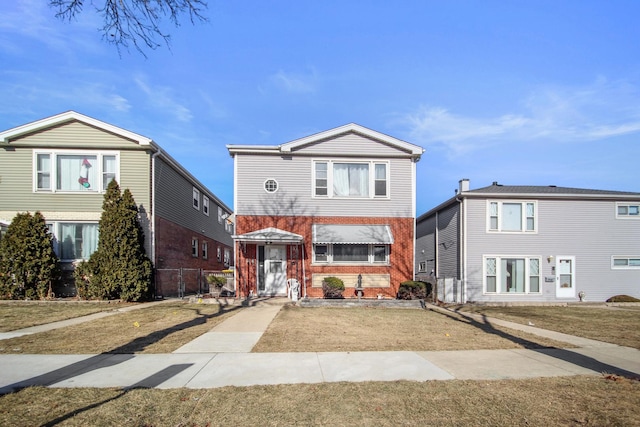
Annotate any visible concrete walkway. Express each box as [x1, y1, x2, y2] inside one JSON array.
[[0, 299, 639, 394]]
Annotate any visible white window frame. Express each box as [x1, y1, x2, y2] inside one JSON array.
[[264, 179, 279, 193], [611, 256, 640, 269], [418, 261, 427, 272], [616, 203, 640, 219], [312, 160, 390, 199], [483, 255, 542, 294], [192, 238, 198, 257], [202, 241, 208, 259], [192, 187, 200, 210], [217, 246, 222, 262], [224, 248, 230, 266], [33, 150, 119, 193], [217, 206, 223, 224], [487, 200, 537, 233], [312, 243, 390, 265], [202, 196, 210, 216], [48, 221, 100, 262]]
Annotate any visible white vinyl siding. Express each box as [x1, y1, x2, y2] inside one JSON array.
[[487, 201, 536, 233], [34, 150, 118, 193]]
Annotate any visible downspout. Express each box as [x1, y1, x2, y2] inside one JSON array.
[[302, 242, 307, 298], [150, 149, 162, 267], [456, 195, 465, 303]]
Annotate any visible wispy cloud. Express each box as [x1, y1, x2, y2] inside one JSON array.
[[402, 78, 640, 157], [134, 76, 193, 122], [267, 68, 318, 94]]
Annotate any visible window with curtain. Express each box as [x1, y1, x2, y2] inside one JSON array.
[[485, 256, 541, 294], [333, 163, 369, 197], [312, 244, 390, 264], [314, 160, 389, 198], [58, 223, 98, 260], [34, 151, 118, 192]]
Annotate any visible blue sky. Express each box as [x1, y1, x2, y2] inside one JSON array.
[[1, 0, 639, 214]]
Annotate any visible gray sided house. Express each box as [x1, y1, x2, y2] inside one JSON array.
[[0, 111, 233, 297], [416, 179, 640, 303]]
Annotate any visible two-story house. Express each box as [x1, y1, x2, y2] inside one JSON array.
[[227, 123, 424, 298], [416, 179, 640, 303], [0, 111, 233, 297]]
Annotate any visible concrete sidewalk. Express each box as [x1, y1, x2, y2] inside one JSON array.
[[0, 298, 639, 394]]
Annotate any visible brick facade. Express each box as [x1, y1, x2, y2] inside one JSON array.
[[155, 216, 231, 271], [235, 215, 414, 298]]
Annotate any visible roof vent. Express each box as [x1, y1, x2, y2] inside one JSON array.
[[549, 185, 557, 187], [492, 181, 501, 186]]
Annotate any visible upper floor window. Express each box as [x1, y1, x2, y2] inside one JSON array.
[[313, 160, 389, 199], [218, 206, 223, 224], [488, 201, 536, 233], [34, 151, 118, 193], [202, 196, 210, 216], [224, 248, 231, 266], [616, 203, 639, 219], [192, 188, 200, 210]]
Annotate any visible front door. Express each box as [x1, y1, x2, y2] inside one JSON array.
[[555, 256, 575, 298], [261, 245, 287, 296]]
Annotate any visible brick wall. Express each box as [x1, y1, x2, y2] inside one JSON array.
[[155, 216, 231, 271], [235, 215, 415, 298]]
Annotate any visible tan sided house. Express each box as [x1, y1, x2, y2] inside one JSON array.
[[227, 124, 424, 298], [0, 111, 233, 297]]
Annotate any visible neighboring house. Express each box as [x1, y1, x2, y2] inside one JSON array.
[[0, 111, 233, 297], [416, 179, 640, 303], [227, 123, 424, 298]]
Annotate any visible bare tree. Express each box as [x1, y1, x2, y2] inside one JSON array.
[[50, 0, 208, 55]]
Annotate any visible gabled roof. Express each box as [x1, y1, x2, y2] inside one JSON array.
[[0, 110, 154, 146], [233, 227, 304, 243], [227, 123, 424, 158]]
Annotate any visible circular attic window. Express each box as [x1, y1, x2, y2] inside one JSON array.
[[264, 179, 279, 193]]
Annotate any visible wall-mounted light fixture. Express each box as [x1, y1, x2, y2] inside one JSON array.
[[547, 255, 554, 263]]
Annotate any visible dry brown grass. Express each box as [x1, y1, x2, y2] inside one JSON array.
[[456, 305, 640, 349], [0, 302, 239, 354], [1, 376, 638, 426], [253, 305, 572, 352], [0, 301, 134, 332]]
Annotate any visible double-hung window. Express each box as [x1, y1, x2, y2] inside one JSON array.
[[203, 196, 210, 216], [34, 151, 118, 192], [193, 188, 200, 210], [313, 160, 389, 198], [488, 201, 536, 232], [484, 256, 541, 294]]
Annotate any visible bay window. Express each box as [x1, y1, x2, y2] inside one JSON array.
[[34, 151, 118, 192], [314, 160, 389, 198]]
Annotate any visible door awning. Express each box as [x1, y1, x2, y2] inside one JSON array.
[[313, 224, 394, 244], [233, 227, 304, 244]]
